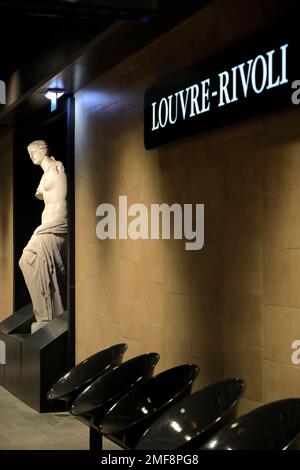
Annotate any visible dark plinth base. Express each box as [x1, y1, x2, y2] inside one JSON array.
[[3, 333, 28, 399], [0, 304, 68, 412], [0, 303, 34, 335]]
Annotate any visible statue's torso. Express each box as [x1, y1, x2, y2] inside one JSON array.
[[36, 159, 67, 224]]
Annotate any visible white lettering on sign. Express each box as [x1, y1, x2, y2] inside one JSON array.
[[151, 43, 289, 131]]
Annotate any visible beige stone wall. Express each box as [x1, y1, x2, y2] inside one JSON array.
[[0, 131, 13, 320], [74, 0, 300, 412]]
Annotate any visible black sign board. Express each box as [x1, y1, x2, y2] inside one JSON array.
[[144, 21, 299, 149]]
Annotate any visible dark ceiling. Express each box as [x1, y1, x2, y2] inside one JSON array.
[[0, 0, 207, 80], [0, 0, 157, 80], [0, 0, 212, 126], [1, 16, 107, 81], [0, 0, 299, 128]]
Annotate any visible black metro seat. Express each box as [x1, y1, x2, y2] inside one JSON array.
[[101, 364, 199, 450], [70, 352, 160, 450], [200, 398, 300, 450], [135, 377, 246, 450], [47, 343, 128, 407]]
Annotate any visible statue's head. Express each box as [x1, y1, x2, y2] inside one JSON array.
[[27, 140, 49, 165]]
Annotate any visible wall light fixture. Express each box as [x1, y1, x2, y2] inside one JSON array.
[[44, 88, 65, 112]]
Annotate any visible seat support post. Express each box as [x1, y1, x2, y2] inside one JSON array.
[[89, 425, 103, 451]]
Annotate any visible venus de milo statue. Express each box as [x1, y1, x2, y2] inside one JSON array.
[[19, 140, 67, 333]]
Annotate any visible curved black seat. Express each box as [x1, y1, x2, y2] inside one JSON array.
[[200, 398, 300, 450], [71, 352, 160, 449], [135, 377, 245, 450], [101, 364, 199, 449], [47, 343, 128, 407]]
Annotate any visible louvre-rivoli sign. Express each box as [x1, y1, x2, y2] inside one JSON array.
[[144, 22, 297, 150]]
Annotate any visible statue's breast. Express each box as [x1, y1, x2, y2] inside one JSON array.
[[36, 174, 45, 195]]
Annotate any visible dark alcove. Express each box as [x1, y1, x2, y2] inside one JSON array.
[[0, 96, 75, 411]]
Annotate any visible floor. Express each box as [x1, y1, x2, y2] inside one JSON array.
[[0, 387, 120, 450]]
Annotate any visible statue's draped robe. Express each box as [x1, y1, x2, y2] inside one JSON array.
[[19, 219, 67, 322]]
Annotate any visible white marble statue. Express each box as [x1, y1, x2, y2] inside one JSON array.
[[19, 140, 67, 333]]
